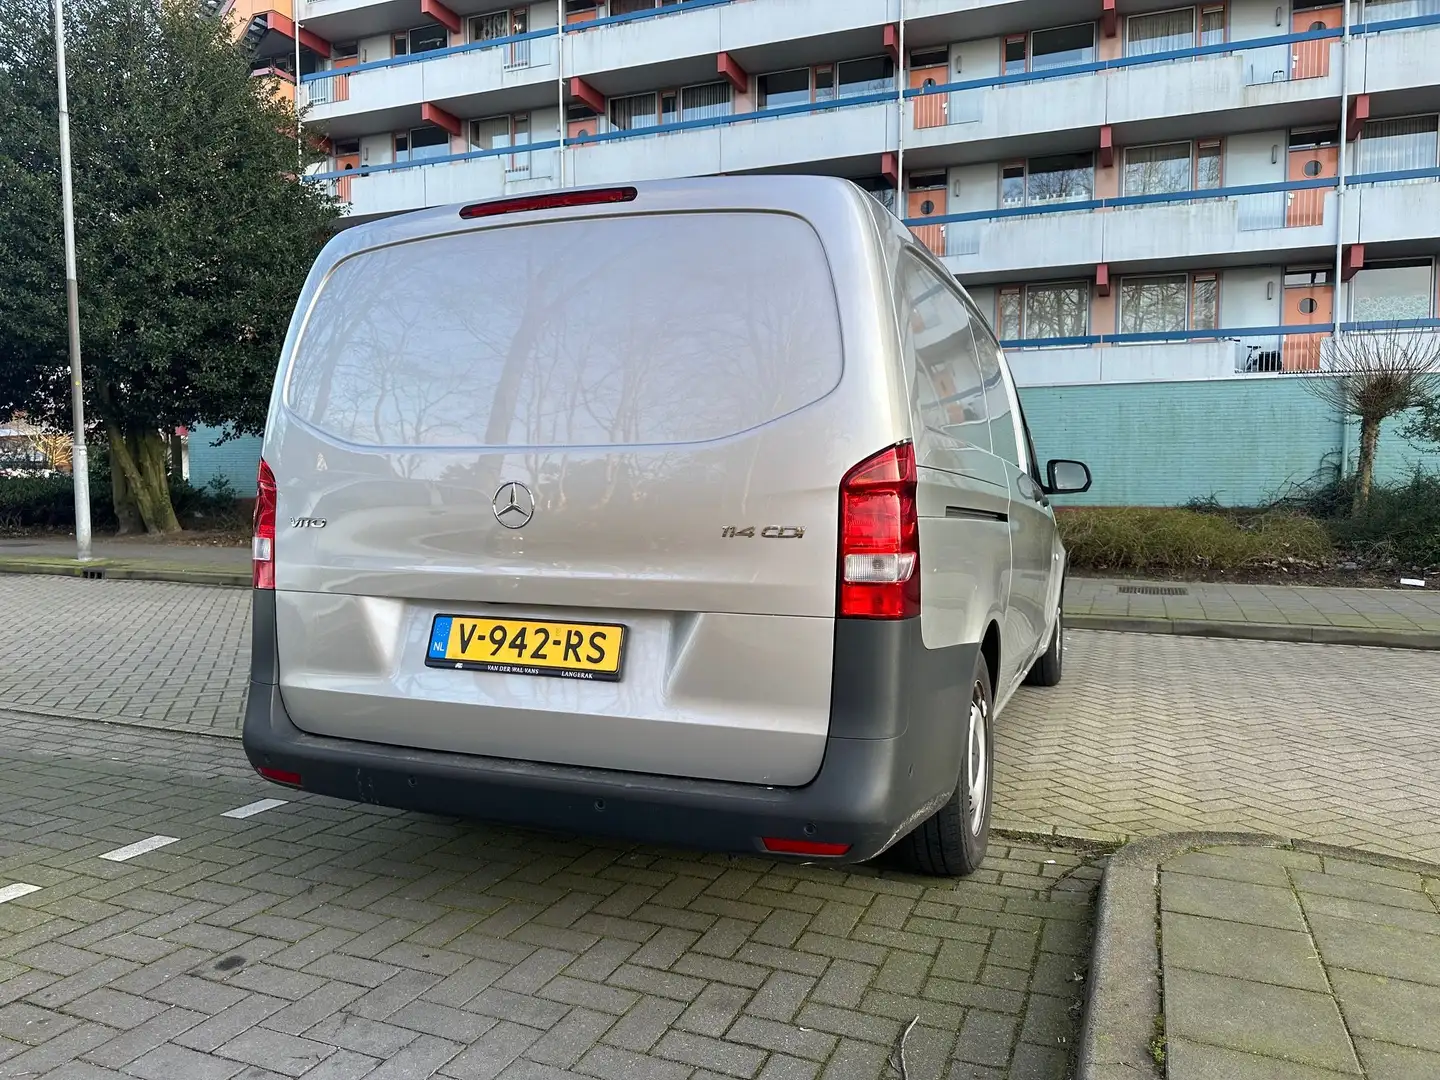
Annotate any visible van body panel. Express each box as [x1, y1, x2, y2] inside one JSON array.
[[263, 178, 910, 787], [243, 175, 1074, 860]]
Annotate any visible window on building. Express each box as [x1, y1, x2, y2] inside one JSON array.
[[611, 0, 685, 14], [836, 56, 895, 96], [470, 116, 510, 150], [1126, 6, 1223, 56], [1360, 115, 1440, 174], [332, 41, 359, 60], [1025, 152, 1095, 204], [1004, 23, 1096, 74], [610, 92, 659, 130], [911, 47, 950, 73], [394, 22, 448, 57], [681, 81, 732, 121], [1119, 273, 1220, 333], [395, 124, 450, 162], [1350, 259, 1435, 321], [757, 68, 811, 109], [857, 177, 898, 214], [470, 10, 522, 41], [1122, 140, 1224, 195], [996, 282, 1090, 341]]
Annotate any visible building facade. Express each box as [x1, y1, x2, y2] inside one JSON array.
[[209, 0, 1440, 503]]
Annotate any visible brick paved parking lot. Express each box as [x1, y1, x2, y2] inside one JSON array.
[[2, 577, 1438, 860], [0, 712, 1100, 1080]]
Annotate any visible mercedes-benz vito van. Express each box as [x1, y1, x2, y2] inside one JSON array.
[[243, 176, 1091, 876]]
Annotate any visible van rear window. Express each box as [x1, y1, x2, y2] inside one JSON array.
[[284, 211, 843, 448]]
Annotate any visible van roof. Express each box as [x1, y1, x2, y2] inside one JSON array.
[[333, 174, 893, 251]]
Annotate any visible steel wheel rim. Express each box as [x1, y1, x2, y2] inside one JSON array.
[[966, 680, 989, 835]]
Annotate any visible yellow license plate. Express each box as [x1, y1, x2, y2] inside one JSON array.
[[426, 616, 626, 681]]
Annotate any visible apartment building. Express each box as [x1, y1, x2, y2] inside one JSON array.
[[204, 0, 1440, 503]]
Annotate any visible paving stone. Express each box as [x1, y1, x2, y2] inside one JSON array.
[[1165, 1037, 1358, 1079], [302, 1012, 419, 1058], [1308, 911, 1440, 987], [1161, 911, 1330, 993], [654, 1029, 767, 1078], [1354, 1037, 1440, 1080], [1290, 871, 1437, 914], [1329, 969, 1440, 1054], [215, 1027, 337, 1077], [1165, 968, 1361, 1074], [126, 1042, 249, 1080], [1160, 874, 1307, 933]]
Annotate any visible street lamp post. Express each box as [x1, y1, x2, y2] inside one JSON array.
[[52, 0, 92, 562]]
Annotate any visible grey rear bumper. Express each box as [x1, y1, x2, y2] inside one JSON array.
[[242, 593, 976, 863]]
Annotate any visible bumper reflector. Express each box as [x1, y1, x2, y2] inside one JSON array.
[[761, 837, 851, 857]]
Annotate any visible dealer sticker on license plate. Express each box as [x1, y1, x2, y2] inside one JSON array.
[[426, 616, 626, 681]]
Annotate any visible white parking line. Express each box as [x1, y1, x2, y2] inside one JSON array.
[[222, 798, 289, 819], [99, 836, 180, 862], [0, 883, 41, 904]]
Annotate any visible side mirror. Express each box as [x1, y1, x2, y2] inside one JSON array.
[[1045, 459, 1092, 495]]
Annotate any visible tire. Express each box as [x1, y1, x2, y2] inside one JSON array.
[[1024, 605, 1064, 688], [896, 654, 994, 877]]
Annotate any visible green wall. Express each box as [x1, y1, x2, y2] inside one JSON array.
[[1021, 377, 1440, 507]]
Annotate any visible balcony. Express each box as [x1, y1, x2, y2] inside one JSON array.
[[300, 29, 559, 129], [316, 143, 560, 219], [904, 15, 1440, 162], [310, 89, 900, 216], [1002, 321, 1440, 387], [567, 91, 898, 186], [564, 0, 884, 81], [911, 168, 1440, 279]]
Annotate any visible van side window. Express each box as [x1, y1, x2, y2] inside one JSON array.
[[968, 310, 1025, 470], [898, 255, 991, 452]]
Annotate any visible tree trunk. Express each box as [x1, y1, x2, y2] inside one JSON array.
[[1352, 416, 1382, 515], [109, 433, 142, 535], [108, 425, 182, 534]]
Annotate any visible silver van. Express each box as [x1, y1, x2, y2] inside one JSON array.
[[243, 176, 1091, 876]]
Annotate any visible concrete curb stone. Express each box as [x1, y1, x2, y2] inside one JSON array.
[[1075, 831, 1440, 1080], [1067, 613, 1440, 650]]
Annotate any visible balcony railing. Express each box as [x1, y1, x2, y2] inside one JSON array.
[[298, 0, 735, 98], [901, 167, 1440, 258], [906, 12, 1440, 131], [997, 320, 1440, 376], [299, 26, 559, 98]]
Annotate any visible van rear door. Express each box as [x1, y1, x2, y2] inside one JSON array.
[[267, 204, 860, 787]]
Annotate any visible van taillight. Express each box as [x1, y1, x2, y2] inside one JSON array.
[[838, 443, 920, 620], [458, 187, 637, 219], [253, 459, 276, 591]]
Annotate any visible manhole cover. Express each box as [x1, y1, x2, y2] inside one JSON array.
[[1117, 585, 1188, 596]]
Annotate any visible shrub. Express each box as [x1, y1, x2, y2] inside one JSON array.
[[1057, 506, 1333, 575], [1321, 471, 1440, 569], [0, 474, 79, 531]]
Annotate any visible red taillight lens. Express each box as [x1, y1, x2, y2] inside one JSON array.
[[253, 459, 276, 591], [458, 187, 637, 219], [257, 766, 301, 787], [839, 442, 920, 620], [762, 837, 852, 857]]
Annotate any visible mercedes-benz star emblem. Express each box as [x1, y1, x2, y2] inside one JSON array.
[[492, 482, 535, 530]]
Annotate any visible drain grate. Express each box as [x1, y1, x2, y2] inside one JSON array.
[[1117, 585, 1188, 596], [82, 568, 106, 580]]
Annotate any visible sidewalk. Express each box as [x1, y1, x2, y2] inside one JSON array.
[[1066, 576, 1440, 649], [1081, 834, 1440, 1080], [3, 537, 1439, 647]]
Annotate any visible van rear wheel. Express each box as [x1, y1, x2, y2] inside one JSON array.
[[896, 655, 993, 877]]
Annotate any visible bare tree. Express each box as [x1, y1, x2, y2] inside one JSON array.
[[1303, 327, 1440, 514]]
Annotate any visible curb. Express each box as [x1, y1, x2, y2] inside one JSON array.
[[0, 560, 248, 588], [1075, 832, 1440, 1080], [1066, 612, 1440, 651]]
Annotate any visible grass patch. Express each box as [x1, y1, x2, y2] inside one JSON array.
[[1058, 507, 1333, 576]]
